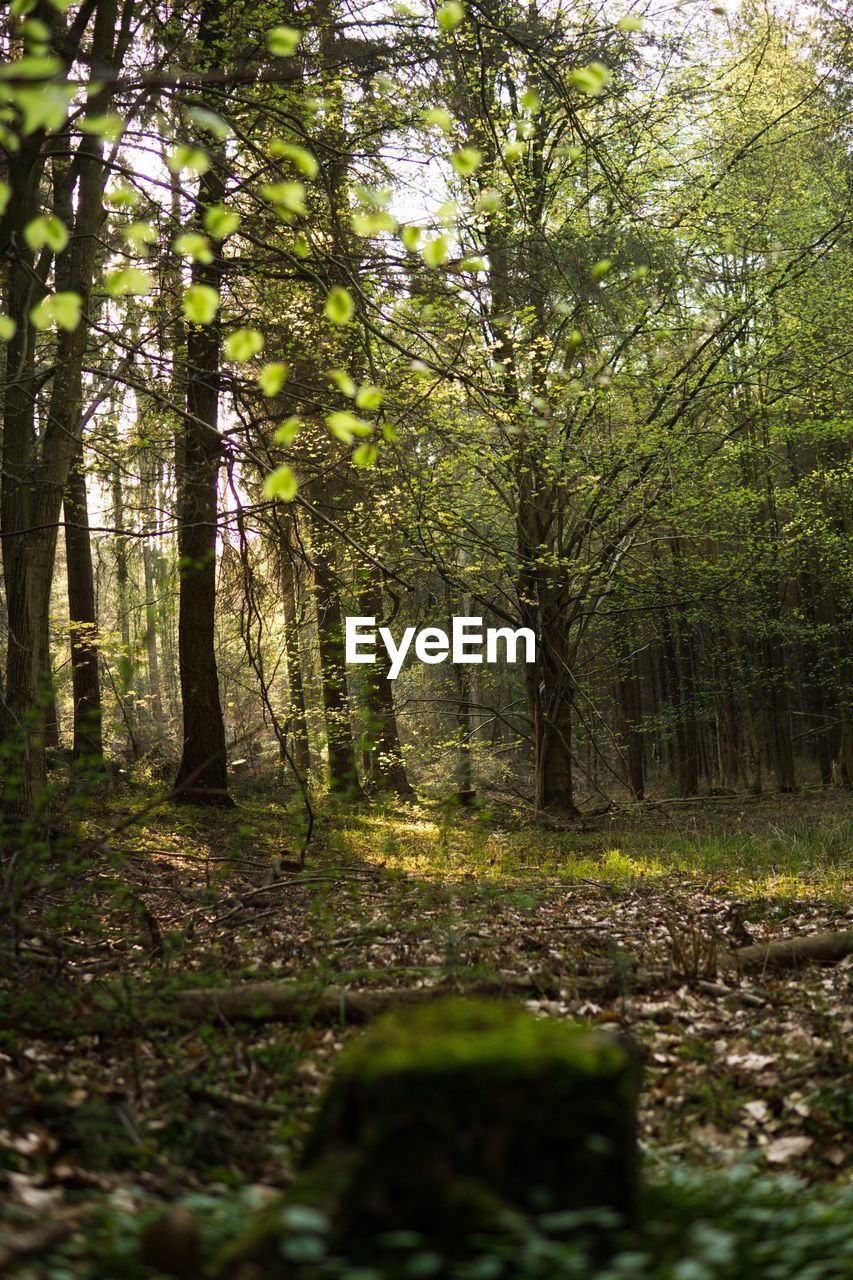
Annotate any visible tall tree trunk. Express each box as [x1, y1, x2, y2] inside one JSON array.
[[358, 581, 412, 797], [173, 0, 230, 804], [312, 542, 363, 798], [64, 439, 103, 760], [618, 655, 645, 801], [0, 0, 119, 819], [278, 513, 311, 777]]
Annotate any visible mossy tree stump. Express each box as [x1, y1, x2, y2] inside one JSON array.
[[225, 998, 641, 1270]]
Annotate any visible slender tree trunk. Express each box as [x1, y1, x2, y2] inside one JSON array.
[[278, 514, 311, 777], [618, 655, 645, 801], [358, 581, 412, 797], [312, 543, 363, 798], [64, 439, 103, 761], [173, 2, 230, 804]]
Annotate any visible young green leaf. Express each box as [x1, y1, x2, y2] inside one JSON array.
[[324, 286, 354, 325], [258, 362, 288, 396], [451, 146, 481, 175], [182, 284, 220, 324], [224, 328, 264, 362], [591, 257, 613, 279], [436, 1, 465, 30], [617, 13, 644, 31], [401, 225, 422, 251], [521, 87, 541, 113], [174, 232, 214, 264], [267, 26, 301, 56], [329, 369, 357, 397], [0, 315, 17, 340], [270, 140, 318, 178], [355, 384, 384, 410], [263, 464, 298, 501], [105, 267, 151, 297], [24, 214, 69, 254], [422, 236, 449, 268], [262, 182, 307, 215], [327, 410, 371, 443], [0, 182, 10, 216], [352, 442, 378, 467], [423, 107, 454, 133], [352, 211, 397, 235], [204, 205, 241, 239], [188, 107, 231, 140], [167, 145, 210, 176], [477, 188, 503, 213], [30, 291, 81, 331], [274, 416, 301, 445], [568, 62, 612, 95], [123, 221, 158, 253]]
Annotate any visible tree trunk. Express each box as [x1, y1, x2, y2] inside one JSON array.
[[173, 17, 230, 804], [0, 0, 119, 819], [312, 542, 363, 798], [278, 513, 311, 777], [618, 655, 645, 801], [64, 439, 103, 761], [358, 581, 412, 797]]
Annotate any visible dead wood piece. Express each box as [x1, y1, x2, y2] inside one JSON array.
[[724, 930, 853, 973]]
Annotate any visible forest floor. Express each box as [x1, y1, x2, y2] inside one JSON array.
[[1, 783, 851, 1269]]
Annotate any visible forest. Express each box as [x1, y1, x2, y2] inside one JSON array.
[[0, 0, 851, 1275]]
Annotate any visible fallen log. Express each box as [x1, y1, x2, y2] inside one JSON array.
[[724, 930, 853, 973]]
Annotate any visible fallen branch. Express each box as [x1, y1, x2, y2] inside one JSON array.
[[724, 930, 853, 973]]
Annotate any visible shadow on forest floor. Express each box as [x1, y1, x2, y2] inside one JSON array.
[[0, 781, 850, 1269]]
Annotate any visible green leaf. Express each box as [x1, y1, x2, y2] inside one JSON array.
[[324, 286, 354, 325], [267, 26, 301, 56], [24, 214, 68, 254], [188, 107, 231, 140], [0, 315, 17, 340], [174, 232, 214, 264], [451, 147, 481, 175], [521, 87, 541, 113], [167, 145, 210, 176], [401, 225, 422, 251], [0, 54, 62, 80], [79, 113, 124, 142], [123, 221, 157, 253], [204, 205, 241, 239], [630, 265, 649, 281], [274, 416, 301, 445], [355, 384, 384, 410], [568, 62, 612, 95], [258, 362, 288, 396], [263, 464, 298, 501], [293, 234, 310, 259], [436, 1, 465, 30], [105, 182, 138, 208], [502, 140, 524, 163], [16, 84, 74, 134], [329, 369, 357, 397], [182, 284, 220, 324], [351, 210, 396, 235], [477, 188, 503, 213], [224, 327, 264, 362], [591, 257, 613, 279], [270, 140, 319, 178], [617, 13, 644, 32], [105, 267, 151, 297], [30, 291, 81, 331], [353, 185, 391, 209], [0, 182, 10, 216], [262, 182, 307, 215], [352, 442, 378, 467], [422, 236, 449, 268], [326, 410, 371, 443], [423, 107, 454, 133]]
